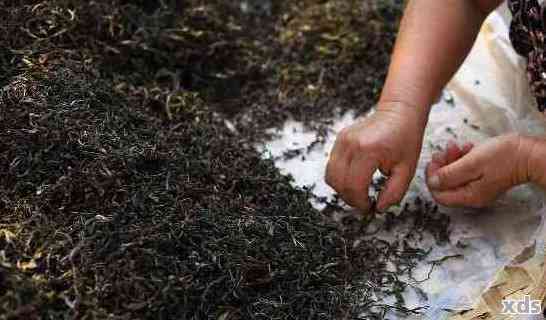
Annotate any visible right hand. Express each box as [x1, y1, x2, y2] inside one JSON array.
[[325, 102, 427, 212]]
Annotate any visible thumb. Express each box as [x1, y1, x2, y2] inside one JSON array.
[[427, 153, 481, 191], [432, 179, 489, 208]]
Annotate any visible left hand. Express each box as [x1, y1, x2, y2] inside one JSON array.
[[426, 134, 533, 208]]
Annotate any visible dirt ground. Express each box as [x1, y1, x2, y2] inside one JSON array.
[[0, 1, 450, 319]]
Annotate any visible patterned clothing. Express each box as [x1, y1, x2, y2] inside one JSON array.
[[508, 0, 546, 110]]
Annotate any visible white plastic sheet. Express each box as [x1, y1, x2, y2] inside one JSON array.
[[260, 4, 545, 319]]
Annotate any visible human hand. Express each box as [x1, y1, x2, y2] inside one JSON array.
[[426, 134, 534, 208], [325, 102, 427, 212]]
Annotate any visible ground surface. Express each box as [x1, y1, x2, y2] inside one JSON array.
[[0, 1, 449, 319]]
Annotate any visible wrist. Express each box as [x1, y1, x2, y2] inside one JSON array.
[[514, 134, 543, 185], [376, 99, 430, 128]]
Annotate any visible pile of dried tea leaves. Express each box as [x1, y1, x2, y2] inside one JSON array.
[[0, 1, 452, 319]]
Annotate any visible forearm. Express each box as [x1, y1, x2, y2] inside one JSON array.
[[379, 0, 500, 120]]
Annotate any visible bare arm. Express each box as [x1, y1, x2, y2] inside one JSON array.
[[379, 0, 504, 119]]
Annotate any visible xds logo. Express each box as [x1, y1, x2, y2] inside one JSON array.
[[501, 295, 542, 315]]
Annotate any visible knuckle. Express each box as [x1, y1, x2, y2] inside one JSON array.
[[357, 136, 385, 154], [341, 129, 368, 150], [338, 129, 384, 156], [356, 136, 371, 150], [338, 128, 352, 144]]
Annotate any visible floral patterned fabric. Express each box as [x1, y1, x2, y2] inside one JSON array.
[[508, 0, 546, 110]]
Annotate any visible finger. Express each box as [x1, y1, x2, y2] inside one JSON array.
[[325, 136, 351, 191], [433, 151, 447, 166], [461, 142, 474, 155], [377, 165, 411, 211], [427, 153, 482, 191], [432, 151, 447, 167], [431, 181, 488, 208], [431, 185, 474, 208], [426, 152, 445, 179], [343, 154, 378, 212], [445, 141, 463, 164]]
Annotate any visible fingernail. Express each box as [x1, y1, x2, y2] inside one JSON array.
[[428, 175, 440, 189]]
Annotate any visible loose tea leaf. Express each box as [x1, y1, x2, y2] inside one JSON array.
[[0, 1, 454, 320]]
